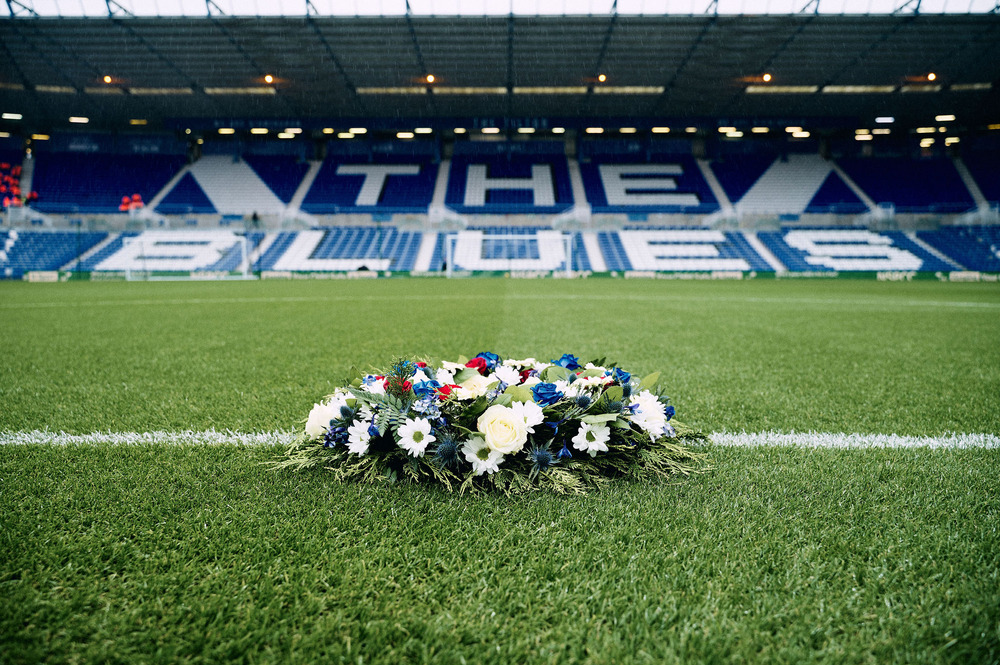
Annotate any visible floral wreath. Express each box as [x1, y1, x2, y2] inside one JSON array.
[[277, 353, 705, 493]]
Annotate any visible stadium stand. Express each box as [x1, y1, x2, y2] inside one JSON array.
[[960, 136, 1000, 206], [917, 226, 1000, 272], [757, 228, 955, 272], [0, 229, 107, 278], [255, 227, 426, 272], [836, 156, 976, 214], [578, 139, 719, 214], [445, 142, 573, 214], [31, 152, 186, 214], [5, 225, 1000, 276], [155, 173, 217, 215], [242, 155, 311, 204], [301, 142, 439, 214]]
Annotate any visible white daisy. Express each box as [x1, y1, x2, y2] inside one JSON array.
[[461, 435, 504, 475], [492, 364, 521, 386], [396, 417, 435, 457], [629, 390, 668, 440], [346, 419, 372, 455], [511, 400, 545, 433], [571, 422, 611, 457]]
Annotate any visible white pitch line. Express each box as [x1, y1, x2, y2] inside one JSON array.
[[710, 431, 1000, 449], [0, 430, 997, 449]]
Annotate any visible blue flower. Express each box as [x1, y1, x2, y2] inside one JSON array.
[[532, 382, 564, 406], [557, 443, 573, 459], [551, 353, 581, 370], [665, 405, 675, 421], [433, 437, 460, 469], [412, 380, 441, 399], [612, 367, 631, 386], [475, 352, 501, 371], [324, 424, 348, 448], [575, 395, 592, 408], [530, 447, 555, 471]]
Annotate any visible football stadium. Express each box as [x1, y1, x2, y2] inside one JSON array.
[[1, 1, 998, 663]]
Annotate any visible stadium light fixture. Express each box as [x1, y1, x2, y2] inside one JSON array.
[[751, 127, 769, 133], [718, 126, 737, 133], [935, 114, 955, 122], [597, 74, 606, 83], [250, 128, 268, 134], [951, 83, 991, 91], [792, 131, 811, 138], [855, 134, 873, 141], [481, 127, 500, 134], [945, 137, 960, 145], [337, 132, 354, 139], [349, 127, 367, 134], [284, 128, 302, 134], [855, 129, 870, 134], [726, 131, 744, 138], [322, 128, 335, 134], [685, 127, 698, 133], [517, 127, 535, 134], [196, 138, 204, 145], [453, 128, 467, 134], [264, 74, 274, 83], [0, 132, 8, 138], [277, 132, 294, 139], [551, 127, 565, 134], [426, 74, 435, 84], [185, 128, 191, 134], [875, 116, 894, 124], [397, 131, 415, 139], [785, 126, 802, 133], [989, 124, 1000, 131], [585, 127, 604, 134], [129, 119, 147, 126], [920, 138, 935, 147], [619, 127, 637, 134], [762, 73, 772, 82], [872, 128, 891, 135], [30, 134, 50, 140], [218, 128, 235, 135], [927, 73, 937, 81], [915, 127, 936, 133], [414, 127, 433, 134], [103, 75, 112, 84], [2, 113, 23, 120], [651, 127, 671, 133]]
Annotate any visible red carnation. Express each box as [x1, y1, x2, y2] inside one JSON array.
[[436, 384, 461, 398], [465, 357, 489, 375]]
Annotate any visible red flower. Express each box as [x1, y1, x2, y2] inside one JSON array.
[[416, 361, 428, 368], [465, 357, 489, 375], [519, 369, 533, 383], [436, 384, 461, 398]]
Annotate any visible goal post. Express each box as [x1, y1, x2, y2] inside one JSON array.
[[445, 229, 574, 278]]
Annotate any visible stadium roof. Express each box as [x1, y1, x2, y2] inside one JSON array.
[[1, 10, 998, 135]]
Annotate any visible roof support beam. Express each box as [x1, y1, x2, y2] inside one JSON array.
[[5, 0, 39, 18]]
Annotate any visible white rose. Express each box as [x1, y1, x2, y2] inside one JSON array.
[[477, 404, 529, 454], [456, 373, 495, 400], [305, 394, 346, 440]]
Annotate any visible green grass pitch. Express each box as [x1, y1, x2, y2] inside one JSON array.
[[1, 278, 998, 664]]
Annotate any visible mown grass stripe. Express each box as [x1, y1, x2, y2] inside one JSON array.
[[2, 430, 997, 448], [2, 293, 999, 311]]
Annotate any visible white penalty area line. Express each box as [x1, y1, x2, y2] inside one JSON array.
[[0, 430, 997, 449]]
